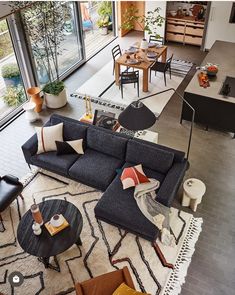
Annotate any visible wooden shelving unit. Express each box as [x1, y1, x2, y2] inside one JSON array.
[[166, 17, 205, 46]]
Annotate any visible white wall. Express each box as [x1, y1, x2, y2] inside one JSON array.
[[144, 1, 167, 40], [204, 1, 235, 49]]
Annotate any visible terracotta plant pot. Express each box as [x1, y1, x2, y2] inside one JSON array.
[[27, 87, 43, 113]]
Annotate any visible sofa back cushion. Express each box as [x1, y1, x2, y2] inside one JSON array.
[[50, 115, 88, 142], [126, 140, 174, 174], [87, 127, 128, 160]]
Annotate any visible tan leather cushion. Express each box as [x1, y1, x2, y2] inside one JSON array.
[[112, 283, 150, 295], [80, 269, 126, 295]]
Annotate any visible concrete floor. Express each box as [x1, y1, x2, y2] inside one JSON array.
[[1, 31, 234, 294]]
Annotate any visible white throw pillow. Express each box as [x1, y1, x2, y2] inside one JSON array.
[[36, 123, 63, 154]]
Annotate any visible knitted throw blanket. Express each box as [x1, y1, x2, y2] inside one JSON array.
[[134, 179, 176, 247]]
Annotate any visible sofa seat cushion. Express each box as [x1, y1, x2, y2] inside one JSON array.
[[126, 139, 174, 174], [86, 127, 128, 160], [69, 149, 124, 191], [94, 173, 160, 241], [31, 152, 79, 176]]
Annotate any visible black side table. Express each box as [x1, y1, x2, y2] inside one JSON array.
[[17, 199, 83, 272]]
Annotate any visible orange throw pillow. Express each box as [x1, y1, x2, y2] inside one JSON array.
[[120, 164, 150, 190], [112, 282, 150, 295]]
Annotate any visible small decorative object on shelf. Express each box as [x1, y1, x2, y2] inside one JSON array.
[[31, 203, 43, 226], [84, 94, 93, 120], [32, 222, 42, 236]]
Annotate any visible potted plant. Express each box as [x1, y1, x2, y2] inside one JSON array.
[[97, 16, 112, 35], [1, 63, 21, 87], [11, 2, 70, 109], [2, 85, 26, 107], [121, 6, 165, 40], [97, 1, 112, 35]]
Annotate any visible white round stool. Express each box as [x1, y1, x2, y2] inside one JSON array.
[[182, 178, 206, 212], [23, 102, 39, 122]]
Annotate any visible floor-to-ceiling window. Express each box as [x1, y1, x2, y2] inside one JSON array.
[[0, 18, 27, 123], [80, 1, 116, 59], [21, 1, 84, 86]]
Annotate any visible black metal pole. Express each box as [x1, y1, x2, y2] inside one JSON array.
[[138, 88, 195, 161]]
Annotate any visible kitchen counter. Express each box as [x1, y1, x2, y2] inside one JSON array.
[[181, 40, 235, 135], [167, 15, 204, 24], [185, 41, 235, 103]]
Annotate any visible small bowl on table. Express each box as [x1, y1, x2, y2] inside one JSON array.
[[206, 65, 218, 77]]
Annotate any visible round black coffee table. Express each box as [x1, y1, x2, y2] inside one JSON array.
[[17, 199, 83, 272]]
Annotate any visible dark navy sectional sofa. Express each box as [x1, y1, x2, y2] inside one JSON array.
[[22, 114, 188, 241]]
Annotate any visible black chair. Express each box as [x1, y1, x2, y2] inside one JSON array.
[[150, 54, 173, 86], [149, 35, 164, 45], [120, 70, 139, 99], [0, 175, 24, 220], [112, 45, 122, 75]]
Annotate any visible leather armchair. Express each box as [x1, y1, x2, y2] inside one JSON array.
[[75, 266, 136, 295], [0, 175, 24, 219]]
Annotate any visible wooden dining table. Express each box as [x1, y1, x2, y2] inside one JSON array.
[[115, 43, 168, 92]]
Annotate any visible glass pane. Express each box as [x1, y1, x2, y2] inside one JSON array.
[[22, 2, 82, 87], [0, 19, 26, 122], [80, 1, 115, 58]]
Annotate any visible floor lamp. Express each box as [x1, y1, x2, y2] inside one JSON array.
[[118, 88, 195, 161]]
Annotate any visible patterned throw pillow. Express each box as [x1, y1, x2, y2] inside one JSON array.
[[56, 139, 84, 155], [120, 164, 150, 190], [112, 283, 150, 295], [35, 123, 63, 154]]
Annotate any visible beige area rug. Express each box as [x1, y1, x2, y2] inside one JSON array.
[[75, 60, 193, 117], [0, 169, 202, 295]]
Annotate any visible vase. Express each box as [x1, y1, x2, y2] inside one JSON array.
[[44, 88, 67, 109], [140, 39, 148, 50], [27, 87, 43, 113], [23, 102, 39, 123]]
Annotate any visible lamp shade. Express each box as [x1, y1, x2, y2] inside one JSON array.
[[118, 101, 156, 131]]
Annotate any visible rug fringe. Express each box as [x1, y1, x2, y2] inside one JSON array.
[[20, 167, 40, 186], [162, 217, 203, 295]]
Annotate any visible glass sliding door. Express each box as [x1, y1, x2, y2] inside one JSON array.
[[80, 1, 116, 59], [21, 1, 84, 87], [0, 18, 27, 125]]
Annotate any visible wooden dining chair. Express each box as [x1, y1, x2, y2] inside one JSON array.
[[112, 45, 122, 75], [120, 70, 139, 99], [149, 54, 173, 86], [149, 35, 164, 45]]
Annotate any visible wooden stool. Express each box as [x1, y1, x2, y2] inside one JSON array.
[[182, 178, 206, 212]]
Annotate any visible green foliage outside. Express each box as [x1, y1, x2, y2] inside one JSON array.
[[2, 85, 26, 107], [42, 81, 65, 96], [0, 20, 13, 60], [98, 1, 112, 17], [1, 63, 20, 78], [97, 1, 112, 28]]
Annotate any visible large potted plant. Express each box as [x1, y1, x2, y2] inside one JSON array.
[[11, 2, 70, 109], [97, 1, 112, 35], [97, 16, 112, 35], [121, 6, 165, 40], [1, 63, 21, 87]]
